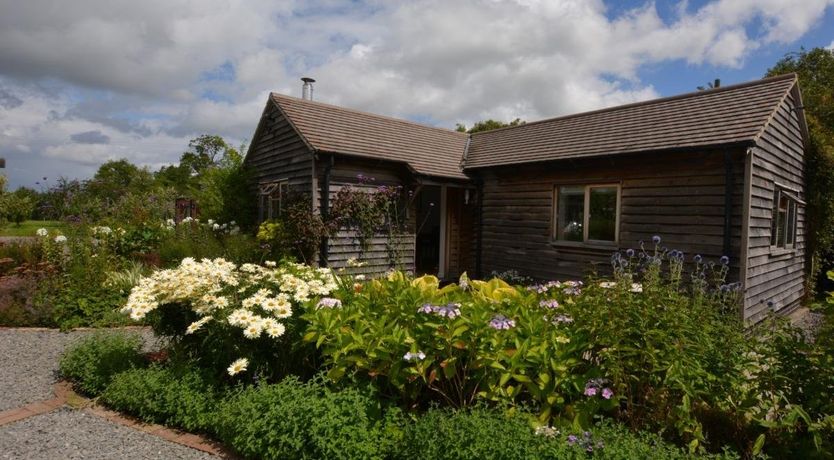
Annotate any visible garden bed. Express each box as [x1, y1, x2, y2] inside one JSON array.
[[54, 249, 834, 459]]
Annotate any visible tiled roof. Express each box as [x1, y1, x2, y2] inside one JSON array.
[[271, 94, 469, 179], [465, 73, 798, 169]]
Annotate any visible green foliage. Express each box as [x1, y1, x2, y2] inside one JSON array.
[[154, 136, 225, 195], [0, 220, 64, 237], [214, 376, 395, 460], [0, 273, 54, 327], [258, 194, 327, 264], [59, 332, 146, 395], [193, 147, 257, 231], [396, 408, 734, 460], [766, 47, 834, 290], [1, 191, 35, 225], [157, 221, 259, 266], [101, 364, 219, 432], [86, 159, 155, 202], [455, 118, 525, 133], [328, 181, 408, 265], [304, 272, 594, 419]]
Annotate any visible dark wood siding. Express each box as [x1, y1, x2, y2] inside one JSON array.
[[476, 150, 746, 282], [316, 156, 416, 275], [743, 91, 806, 323], [245, 102, 314, 201]]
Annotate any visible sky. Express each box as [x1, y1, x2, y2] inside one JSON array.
[[1, 0, 833, 190]]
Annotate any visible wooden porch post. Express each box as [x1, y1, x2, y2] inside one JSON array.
[[438, 185, 448, 279]]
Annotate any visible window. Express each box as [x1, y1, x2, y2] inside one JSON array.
[[771, 186, 799, 249], [258, 180, 288, 221], [553, 184, 620, 244]]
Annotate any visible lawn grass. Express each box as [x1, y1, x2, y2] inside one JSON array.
[[0, 220, 65, 237]]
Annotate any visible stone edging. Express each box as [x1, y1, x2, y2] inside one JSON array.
[[0, 381, 236, 459], [0, 382, 70, 426], [0, 326, 150, 332]]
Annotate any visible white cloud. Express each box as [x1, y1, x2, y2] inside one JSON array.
[[828, 40, 834, 50], [0, 0, 832, 188]]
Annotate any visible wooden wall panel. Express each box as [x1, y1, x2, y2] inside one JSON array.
[[743, 92, 806, 323], [476, 150, 746, 282], [316, 157, 417, 275], [245, 103, 314, 196]]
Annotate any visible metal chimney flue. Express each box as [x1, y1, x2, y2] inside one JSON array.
[[301, 77, 315, 100]]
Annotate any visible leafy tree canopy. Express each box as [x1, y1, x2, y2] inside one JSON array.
[[455, 118, 525, 134], [155, 135, 237, 196], [766, 47, 834, 289], [87, 159, 154, 199], [767, 47, 834, 131]]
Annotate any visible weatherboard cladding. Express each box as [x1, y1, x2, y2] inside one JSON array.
[[271, 93, 469, 180], [465, 74, 797, 169]]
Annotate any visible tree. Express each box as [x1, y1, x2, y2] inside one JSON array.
[[87, 159, 154, 200], [766, 47, 834, 291], [455, 118, 525, 133], [194, 143, 256, 229], [155, 134, 234, 196], [1, 191, 35, 226]]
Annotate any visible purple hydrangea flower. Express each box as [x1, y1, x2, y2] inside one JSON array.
[[403, 351, 426, 361], [552, 315, 573, 324], [489, 314, 515, 330], [539, 299, 560, 309], [602, 388, 614, 399], [436, 303, 461, 319], [418, 303, 436, 314], [563, 287, 581, 296], [418, 303, 460, 319], [316, 297, 342, 309], [584, 386, 598, 396], [567, 435, 578, 445]]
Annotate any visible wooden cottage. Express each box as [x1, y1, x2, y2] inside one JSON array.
[[245, 73, 808, 324]]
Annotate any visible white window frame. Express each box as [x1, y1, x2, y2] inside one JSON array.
[[552, 183, 621, 245], [770, 184, 800, 250], [258, 180, 288, 221]]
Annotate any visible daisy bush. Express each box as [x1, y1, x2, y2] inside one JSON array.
[[122, 257, 338, 380]]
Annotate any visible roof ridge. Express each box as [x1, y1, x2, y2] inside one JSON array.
[[751, 74, 798, 145], [468, 73, 798, 138], [271, 93, 468, 138]]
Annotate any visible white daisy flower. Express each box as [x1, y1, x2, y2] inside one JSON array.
[[227, 358, 249, 376]]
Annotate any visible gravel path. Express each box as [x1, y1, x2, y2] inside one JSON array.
[[0, 409, 216, 460], [0, 328, 157, 411]]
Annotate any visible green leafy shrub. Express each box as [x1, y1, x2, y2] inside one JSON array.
[[257, 193, 328, 265], [59, 332, 146, 395], [214, 376, 395, 460], [0, 191, 35, 226], [0, 239, 45, 271], [0, 273, 55, 327], [101, 364, 219, 432], [32, 227, 134, 330], [395, 407, 736, 460], [157, 219, 259, 267], [304, 272, 594, 419]]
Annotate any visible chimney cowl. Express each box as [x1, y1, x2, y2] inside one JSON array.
[[301, 77, 316, 100]]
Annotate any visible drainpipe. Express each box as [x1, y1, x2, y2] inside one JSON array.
[[723, 150, 734, 259], [475, 175, 484, 279], [319, 155, 334, 267]]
